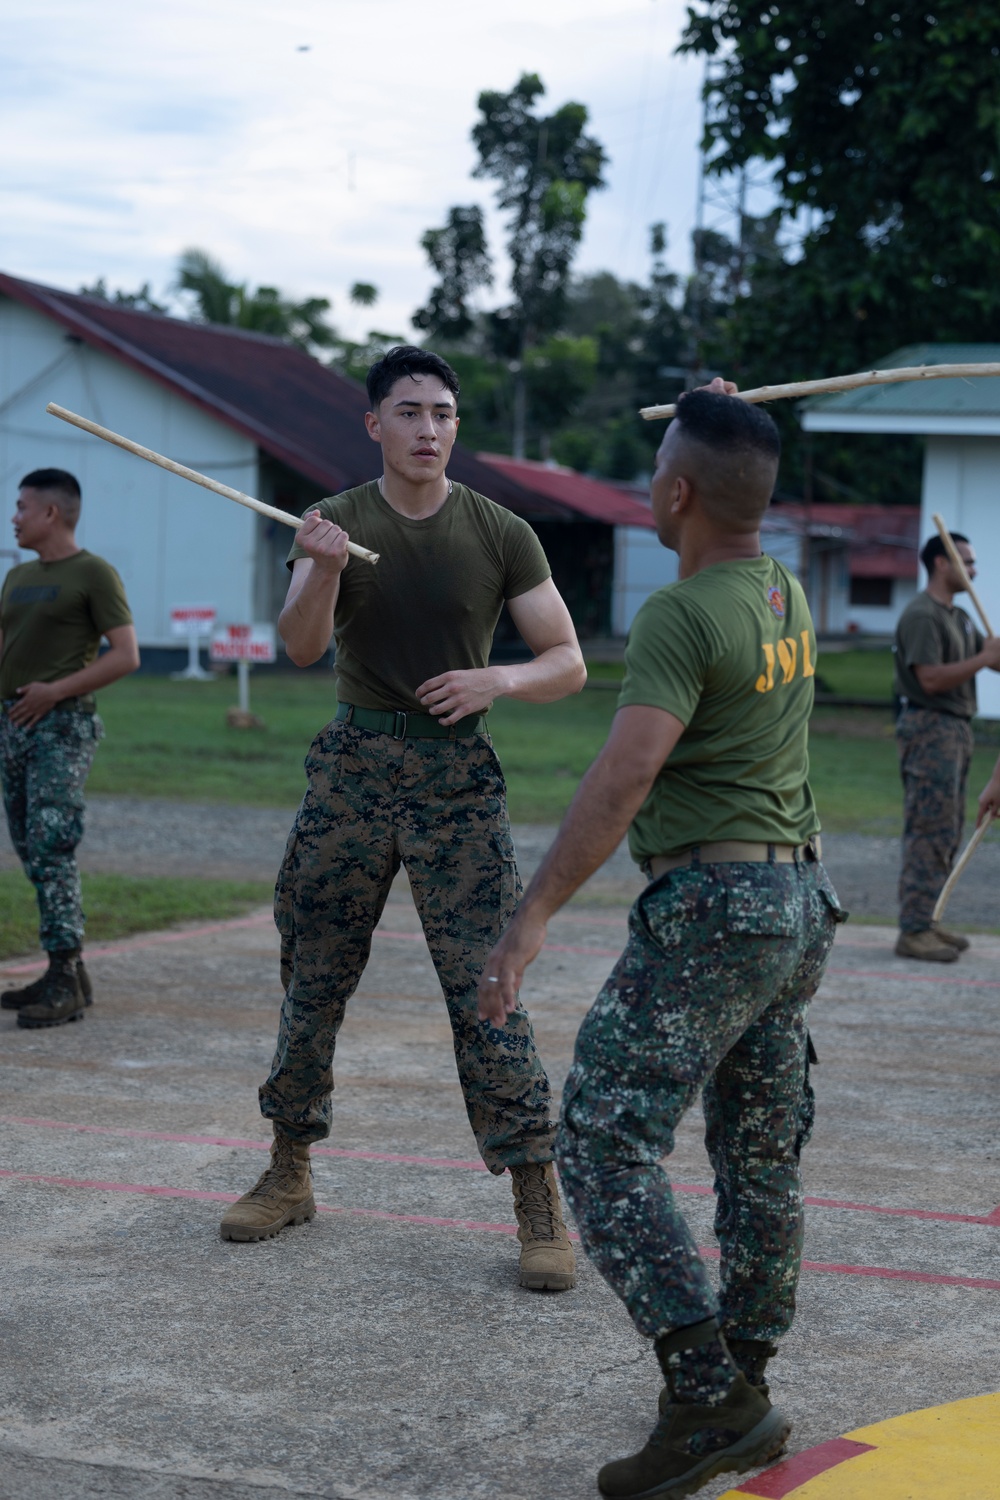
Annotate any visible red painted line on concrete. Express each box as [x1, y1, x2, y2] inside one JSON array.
[[0, 912, 274, 976], [5, 1115, 1000, 1226], [734, 1436, 876, 1496], [4, 1168, 1000, 1288], [825, 965, 1000, 990]]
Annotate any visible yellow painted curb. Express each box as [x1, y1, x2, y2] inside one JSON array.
[[717, 1391, 1000, 1498]]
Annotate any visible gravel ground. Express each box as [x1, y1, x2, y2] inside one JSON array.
[[2, 794, 999, 930]]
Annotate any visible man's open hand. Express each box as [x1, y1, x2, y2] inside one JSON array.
[[476, 909, 548, 1027], [416, 666, 511, 724], [10, 681, 62, 728]]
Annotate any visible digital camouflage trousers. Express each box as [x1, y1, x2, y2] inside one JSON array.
[[556, 856, 844, 1345], [261, 721, 555, 1172], [0, 706, 103, 952], [896, 707, 974, 933]]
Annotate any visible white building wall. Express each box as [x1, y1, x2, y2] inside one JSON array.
[[612, 525, 678, 635], [0, 297, 259, 645], [846, 578, 918, 636], [921, 436, 1000, 718]]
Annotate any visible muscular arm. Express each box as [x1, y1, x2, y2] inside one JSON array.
[[8, 623, 140, 729], [977, 752, 1000, 826], [476, 704, 685, 1024], [915, 636, 1000, 695], [416, 577, 587, 725], [277, 512, 350, 667]]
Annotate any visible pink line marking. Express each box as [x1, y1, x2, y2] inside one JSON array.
[[0, 912, 274, 976], [825, 965, 1000, 990], [5, 1115, 999, 1225], [4, 1168, 1000, 1287], [735, 1436, 876, 1497]]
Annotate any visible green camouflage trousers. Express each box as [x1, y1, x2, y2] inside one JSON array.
[[0, 705, 103, 952], [556, 857, 843, 1344], [897, 707, 973, 932], [261, 721, 556, 1172]]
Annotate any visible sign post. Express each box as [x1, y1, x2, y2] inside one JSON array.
[[169, 605, 216, 681], [209, 624, 277, 726]]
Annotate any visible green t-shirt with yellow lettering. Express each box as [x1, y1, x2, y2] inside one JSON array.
[[618, 554, 820, 863], [286, 481, 551, 713]]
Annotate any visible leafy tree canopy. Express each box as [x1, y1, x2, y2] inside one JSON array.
[[176, 249, 337, 355]]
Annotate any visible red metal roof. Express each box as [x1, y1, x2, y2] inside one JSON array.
[[0, 271, 572, 520], [772, 502, 920, 580], [476, 453, 656, 528]]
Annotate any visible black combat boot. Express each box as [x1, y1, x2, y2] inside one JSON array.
[[16, 952, 87, 1029], [2, 952, 92, 1012]]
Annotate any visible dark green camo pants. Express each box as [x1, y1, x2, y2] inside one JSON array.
[[556, 856, 843, 1344], [0, 706, 102, 952], [896, 706, 973, 933], [261, 721, 555, 1172]]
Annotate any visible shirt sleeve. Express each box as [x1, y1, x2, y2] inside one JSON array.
[[501, 514, 551, 600], [898, 607, 945, 668], [88, 561, 133, 634], [617, 588, 713, 727]]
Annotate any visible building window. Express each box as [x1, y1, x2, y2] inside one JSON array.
[[849, 576, 893, 607]]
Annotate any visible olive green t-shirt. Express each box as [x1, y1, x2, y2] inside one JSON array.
[[618, 555, 820, 863], [0, 551, 133, 711], [286, 481, 551, 712], [893, 591, 982, 718]]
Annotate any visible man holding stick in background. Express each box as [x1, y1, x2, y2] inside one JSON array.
[[221, 346, 585, 1293], [479, 385, 844, 1499], [893, 532, 1000, 962], [0, 469, 139, 1028]]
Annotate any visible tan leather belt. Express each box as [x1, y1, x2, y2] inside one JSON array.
[[647, 837, 822, 881]]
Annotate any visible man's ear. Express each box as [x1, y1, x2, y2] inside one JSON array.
[[670, 475, 694, 515], [364, 410, 381, 443]]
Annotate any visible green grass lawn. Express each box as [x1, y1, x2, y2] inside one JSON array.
[[0, 871, 271, 963], [814, 647, 894, 700], [84, 668, 998, 834]]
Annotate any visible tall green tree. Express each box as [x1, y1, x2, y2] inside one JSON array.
[[413, 206, 493, 342], [680, 2, 1000, 374], [176, 249, 337, 355]]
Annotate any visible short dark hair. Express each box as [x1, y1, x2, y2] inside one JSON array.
[[670, 391, 781, 528], [366, 345, 460, 410], [19, 468, 81, 524], [920, 531, 969, 575]]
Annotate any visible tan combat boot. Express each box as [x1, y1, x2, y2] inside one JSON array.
[[932, 923, 970, 952], [220, 1133, 315, 1242], [895, 929, 959, 963], [510, 1161, 576, 1291]]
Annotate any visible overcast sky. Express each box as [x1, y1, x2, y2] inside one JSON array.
[[2, 0, 711, 341]]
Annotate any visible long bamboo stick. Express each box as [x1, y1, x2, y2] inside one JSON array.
[[45, 403, 380, 565], [932, 814, 996, 925], [931, 513, 993, 637], [639, 362, 1000, 421]]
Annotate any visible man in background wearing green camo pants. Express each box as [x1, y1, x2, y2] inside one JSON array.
[[0, 469, 138, 1029], [221, 346, 586, 1293], [480, 385, 844, 1498]]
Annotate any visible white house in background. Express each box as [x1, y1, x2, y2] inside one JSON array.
[[0, 272, 575, 659], [801, 344, 1000, 717]]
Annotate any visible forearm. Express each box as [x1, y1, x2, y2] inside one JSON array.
[[278, 570, 341, 666], [517, 752, 651, 921], [495, 641, 587, 704], [49, 644, 139, 701], [916, 651, 992, 694]]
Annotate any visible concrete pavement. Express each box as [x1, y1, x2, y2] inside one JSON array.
[[1, 885, 999, 1499]]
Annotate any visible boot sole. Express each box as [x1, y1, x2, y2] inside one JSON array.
[[599, 1408, 792, 1499], [16, 1007, 86, 1029], [220, 1196, 316, 1242], [520, 1268, 577, 1291]]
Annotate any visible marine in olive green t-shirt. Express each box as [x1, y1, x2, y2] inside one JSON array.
[[618, 554, 820, 863], [0, 551, 133, 712], [893, 591, 982, 719], [286, 481, 551, 713]]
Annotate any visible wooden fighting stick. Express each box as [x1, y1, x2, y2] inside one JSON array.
[[932, 814, 997, 925], [931, 513, 993, 638], [639, 361, 1000, 422], [45, 403, 380, 565]]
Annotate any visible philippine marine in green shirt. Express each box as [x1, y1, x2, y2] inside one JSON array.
[[480, 381, 845, 1500], [0, 468, 139, 1028]]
